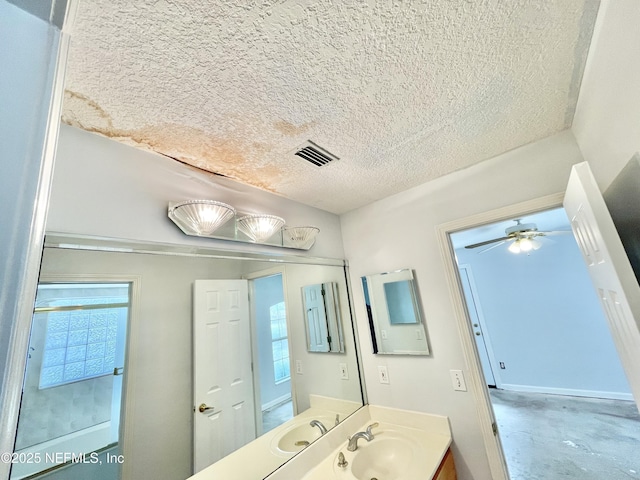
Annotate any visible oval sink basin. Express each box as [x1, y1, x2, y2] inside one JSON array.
[[276, 424, 323, 453], [350, 437, 414, 480], [272, 415, 336, 454]]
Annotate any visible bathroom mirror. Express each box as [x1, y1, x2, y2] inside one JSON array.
[[12, 234, 364, 480], [302, 282, 345, 353], [361, 269, 430, 355]]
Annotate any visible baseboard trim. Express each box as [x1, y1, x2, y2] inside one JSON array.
[[262, 393, 292, 412], [499, 384, 634, 401]]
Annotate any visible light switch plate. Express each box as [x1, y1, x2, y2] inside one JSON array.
[[339, 363, 349, 380], [378, 366, 390, 384], [295, 360, 303, 374], [450, 369, 467, 391]]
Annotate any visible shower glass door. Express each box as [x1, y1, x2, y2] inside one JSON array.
[[11, 282, 129, 480]]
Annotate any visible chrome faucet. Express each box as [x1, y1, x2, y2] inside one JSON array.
[[310, 419, 328, 434], [347, 422, 379, 451]]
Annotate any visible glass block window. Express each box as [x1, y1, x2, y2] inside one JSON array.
[[36, 283, 129, 389], [269, 301, 290, 384]]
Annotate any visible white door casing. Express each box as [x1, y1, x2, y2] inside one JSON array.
[[563, 162, 640, 407], [193, 280, 256, 474]]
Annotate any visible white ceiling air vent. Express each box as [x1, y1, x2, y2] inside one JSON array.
[[294, 141, 339, 167]]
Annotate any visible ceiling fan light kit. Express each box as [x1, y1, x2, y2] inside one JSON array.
[[508, 236, 542, 254], [167, 201, 319, 250], [465, 219, 569, 254]]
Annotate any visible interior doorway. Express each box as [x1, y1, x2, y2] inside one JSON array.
[[247, 269, 294, 436], [448, 205, 638, 478]]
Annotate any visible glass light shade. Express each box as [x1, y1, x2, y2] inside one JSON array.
[[283, 226, 320, 249], [508, 240, 521, 254], [237, 214, 285, 243], [519, 237, 533, 252], [169, 200, 236, 235]]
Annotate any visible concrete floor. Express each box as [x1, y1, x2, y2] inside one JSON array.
[[491, 389, 640, 480], [262, 399, 293, 433]]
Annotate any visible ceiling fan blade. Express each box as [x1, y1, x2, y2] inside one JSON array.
[[464, 235, 512, 249], [537, 230, 572, 236], [478, 240, 507, 254]]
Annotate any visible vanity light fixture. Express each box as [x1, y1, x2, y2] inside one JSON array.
[[168, 200, 236, 235], [237, 214, 286, 243], [168, 201, 319, 250]]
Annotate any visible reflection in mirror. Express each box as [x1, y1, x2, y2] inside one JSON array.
[[362, 269, 430, 355], [251, 273, 294, 433], [12, 283, 130, 480], [302, 282, 345, 353], [15, 235, 364, 480]]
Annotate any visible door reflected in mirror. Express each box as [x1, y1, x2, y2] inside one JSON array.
[[362, 269, 430, 355], [302, 282, 345, 353]]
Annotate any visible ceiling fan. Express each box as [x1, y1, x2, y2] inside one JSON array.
[[464, 219, 571, 254]]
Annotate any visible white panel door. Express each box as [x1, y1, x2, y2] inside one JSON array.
[[303, 284, 330, 352], [563, 162, 640, 406], [193, 280, 256, 473], [458, 266, 497, 387]]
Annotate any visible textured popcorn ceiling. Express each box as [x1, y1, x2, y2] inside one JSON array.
[[62, 0, 600, 214]]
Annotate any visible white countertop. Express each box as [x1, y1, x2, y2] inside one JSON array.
[[187, 396, 361, 480], [266, 405, 452, 480]]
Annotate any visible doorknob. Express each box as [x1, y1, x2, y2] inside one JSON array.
[[198, 403, 214, 413]]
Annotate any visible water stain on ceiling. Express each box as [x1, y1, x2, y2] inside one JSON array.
[[62, 0, 601, 214]]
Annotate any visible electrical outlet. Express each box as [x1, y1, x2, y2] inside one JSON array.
[[499, 362, 506, 369], [339, 363, 349, 380], [378, 366, 390, 384], [450, 369, 467, 391], [295, 360, 303, 374]]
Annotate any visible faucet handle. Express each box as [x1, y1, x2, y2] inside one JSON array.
[[365, 422, 379, 436]]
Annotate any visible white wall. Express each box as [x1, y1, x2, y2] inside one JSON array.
[[340, 130, 585, 480], [455, 233, 631, 399], [0, 1, 65, 474], [48, 125, 345, 259], [572, 0, 640, 186]]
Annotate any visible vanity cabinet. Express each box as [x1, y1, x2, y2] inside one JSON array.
[[433, 449, 456, 480]]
